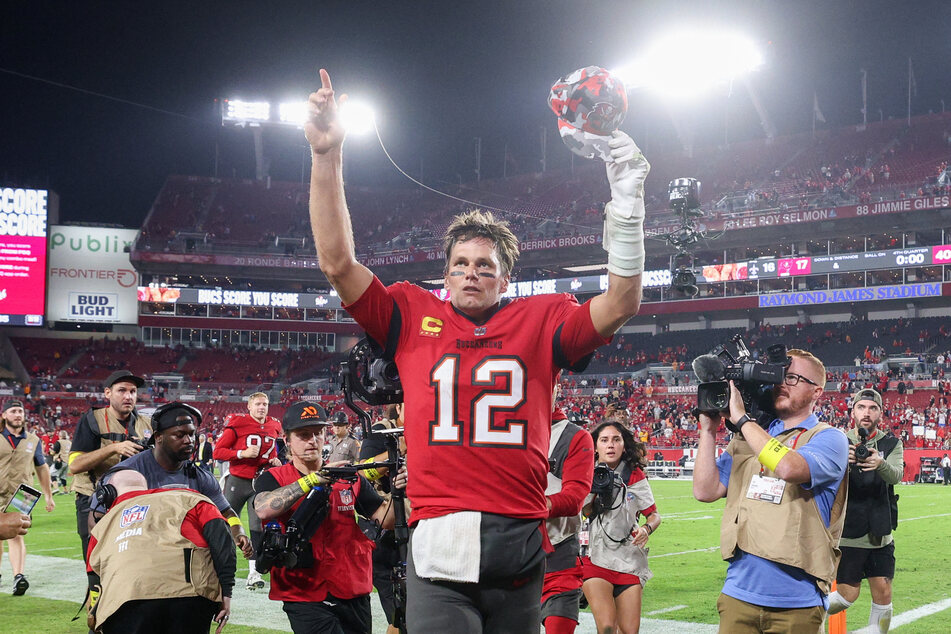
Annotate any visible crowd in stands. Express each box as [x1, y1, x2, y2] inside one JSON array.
[[6, 312, 951, 456], [135, 113, 951, 261]]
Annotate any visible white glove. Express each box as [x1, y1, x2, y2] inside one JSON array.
[[603, 131, 650, 276]]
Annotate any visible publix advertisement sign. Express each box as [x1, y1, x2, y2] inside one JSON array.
[[47, 226, 139, 324]]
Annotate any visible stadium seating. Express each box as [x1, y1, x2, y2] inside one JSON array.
[[136, 113, 951, 259]]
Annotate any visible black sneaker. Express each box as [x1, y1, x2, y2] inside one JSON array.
[[12, 574, 29, 596]]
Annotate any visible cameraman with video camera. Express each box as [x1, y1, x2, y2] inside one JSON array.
[[253, 401, 398, 634], [693, 349, 849, 633], [581, 420, 660, 634], [827, 388, 903, 633]]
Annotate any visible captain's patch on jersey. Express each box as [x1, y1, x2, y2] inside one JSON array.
[[420, 316, 443, 337]]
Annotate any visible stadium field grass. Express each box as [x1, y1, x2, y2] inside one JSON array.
[[1, 478, 949, 632]]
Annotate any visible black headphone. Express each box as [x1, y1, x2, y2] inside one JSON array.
[[149, 401, 203, 447], [94, 482, 119, 510]]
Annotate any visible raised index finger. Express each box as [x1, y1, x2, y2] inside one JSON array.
[[319, 68, 333, 92]]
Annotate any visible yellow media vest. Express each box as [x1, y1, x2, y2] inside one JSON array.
[[89, 490, 222, 628], [720, 423, 849, 594], [71, 408, 151, 496], [0, 430, 40, 501]]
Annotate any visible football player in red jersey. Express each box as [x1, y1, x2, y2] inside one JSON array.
[[305, 68, 648, 632], [213, 391, 283, 589]]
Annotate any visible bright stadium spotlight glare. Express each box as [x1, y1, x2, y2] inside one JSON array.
[[278, 101, 309, 126], [223, 99, 271, 122], [339, 100, 376, 135], [612, 29, 763, 100]]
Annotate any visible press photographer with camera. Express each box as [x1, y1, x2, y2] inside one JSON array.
[[581, 421, 660, 634], [253, 401, 399, 634], [68, 370, 151, 560], [693, 349, 849, 633], [827, 388, 903, 633]]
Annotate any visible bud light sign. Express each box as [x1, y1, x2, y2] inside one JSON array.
[[68, 292, 118, 321]]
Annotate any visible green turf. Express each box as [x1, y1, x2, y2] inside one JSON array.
[[2, 477, 949, 632]]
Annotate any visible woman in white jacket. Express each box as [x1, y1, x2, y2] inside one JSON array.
[[582, 421, 661, 634]]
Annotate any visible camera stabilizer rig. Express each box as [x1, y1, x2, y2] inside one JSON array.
[[256, 339, 408, 632], [338, 338, 409, 634], [653, 178, 723, 297]]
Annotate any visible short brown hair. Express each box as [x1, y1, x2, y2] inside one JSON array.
[[788, 349, 826, 387], [443, 209, 520, 276]]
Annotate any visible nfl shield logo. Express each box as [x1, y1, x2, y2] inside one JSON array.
[[339, 489, 354, 506], [120, 504, 150, 528]]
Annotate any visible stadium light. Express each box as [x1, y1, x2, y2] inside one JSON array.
[[612, 29, 764, 100], [278, 101, 309, 126], [275, 99, 375, 135], [222, 99, 271, 123], [339, 100, 376, 136]]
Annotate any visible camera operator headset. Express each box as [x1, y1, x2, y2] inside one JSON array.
[[87, 402, 253, 563], [581, 420, 660, 634], [252, 401, 399, 634]]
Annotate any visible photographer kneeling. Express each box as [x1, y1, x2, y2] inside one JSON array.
[[253, 401, 398, 634], [582, 421, 661, 634]]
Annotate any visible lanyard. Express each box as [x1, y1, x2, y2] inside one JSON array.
[[759, 428, 806, 475]]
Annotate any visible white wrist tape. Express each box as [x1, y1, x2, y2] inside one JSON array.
[[603, 199, 645, 276]]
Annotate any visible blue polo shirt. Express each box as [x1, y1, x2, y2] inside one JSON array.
[[715, 414, 849, 608]]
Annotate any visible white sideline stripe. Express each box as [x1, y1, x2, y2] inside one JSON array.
[[851, 596, 951, 633], [900, 512, 951, 521], [9, 554, 720, 633], [646, 604, 688, 615], [652, 546, 719, 558], [671, 515, 715, 521], [662, 510, 720, 518]]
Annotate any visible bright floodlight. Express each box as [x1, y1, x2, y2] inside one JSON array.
[[223, 99, 270, 122], [278, 101, 309, 126], [339, 100, 376, 135], [613, 29, 763, 100]]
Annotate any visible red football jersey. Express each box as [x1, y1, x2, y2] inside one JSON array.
[[212, 413, 283, 479], [346, 277, 609, 523]]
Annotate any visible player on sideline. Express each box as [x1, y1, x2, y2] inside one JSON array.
[[305, 68, 649, 633], [542, 385, 595, 633], [212, 391, 283, 589]]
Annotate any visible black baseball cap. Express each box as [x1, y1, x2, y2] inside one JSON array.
[[104, 370, 144, 389], [851, 388, 883, 410], [2, 400, 24, 413], [151, 402, 202, 435], [282, 401, 330, 432]]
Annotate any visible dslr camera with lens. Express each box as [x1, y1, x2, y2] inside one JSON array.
[[255, 484, 332, 574], [589, 463, 620, 515]]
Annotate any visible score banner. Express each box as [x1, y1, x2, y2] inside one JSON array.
[[0, 187, 49, 326]]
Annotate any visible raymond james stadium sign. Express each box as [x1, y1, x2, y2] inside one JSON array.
[[758, 282, 943, 308]]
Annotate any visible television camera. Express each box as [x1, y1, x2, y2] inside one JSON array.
[[691, 334, 790, 432]]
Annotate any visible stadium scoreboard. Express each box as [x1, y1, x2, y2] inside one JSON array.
[[704, 244, 951, 283]]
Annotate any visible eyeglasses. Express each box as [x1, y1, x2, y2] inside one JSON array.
[[784, 373, 820, 387]]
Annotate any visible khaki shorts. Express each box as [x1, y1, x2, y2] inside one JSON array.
[[716, 592, 825, 634]]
